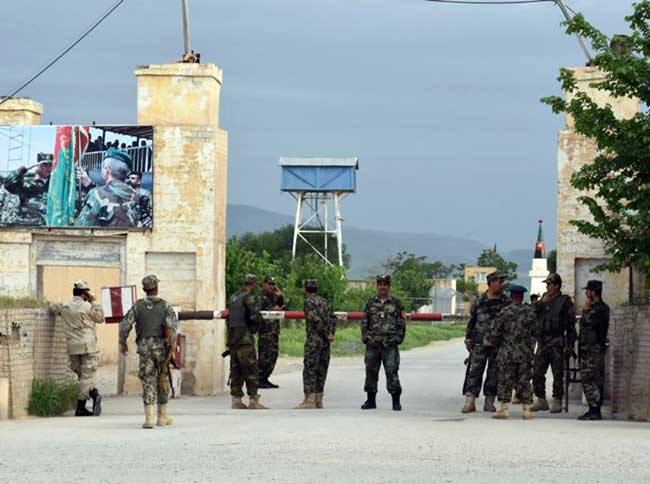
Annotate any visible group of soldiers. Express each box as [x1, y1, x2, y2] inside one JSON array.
[[462, 271, 610, 421], [0, 148, 152, 227]]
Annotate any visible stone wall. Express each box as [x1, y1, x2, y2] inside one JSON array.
[[0, 308, 74, 419]]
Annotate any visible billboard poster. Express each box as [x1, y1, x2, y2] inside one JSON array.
[[0, 125, 153, 228]]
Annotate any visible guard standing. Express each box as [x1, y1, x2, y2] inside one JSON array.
[[257, 275, 284, 389]]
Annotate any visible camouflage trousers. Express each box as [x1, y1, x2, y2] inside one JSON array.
[[580, 349, 606, 407], [364, 344, 402, 394], [465, 345, 498, 397], [497, 357, 532, 404], [230, 343, 259, 398], [68, 352, 99, 400], [258, 321, 280, 381], [303, 339, 331, 394], [533, 345, 565, 399], [137, 337, 170, 405]]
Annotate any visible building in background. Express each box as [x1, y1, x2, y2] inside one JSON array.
[[464, 266, 497, 294], [429, 278, 457, 315], [529, 220, 549, 297]]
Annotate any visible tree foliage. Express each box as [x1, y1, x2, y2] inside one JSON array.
[[542, 2, 650, 280], [476, 246, 518, 281], [547, 249, 557, 273]]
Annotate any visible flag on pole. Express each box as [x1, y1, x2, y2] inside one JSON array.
[[46, 125, 89, 226]]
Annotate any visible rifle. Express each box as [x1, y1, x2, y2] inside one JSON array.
[[564, 335, 579, 413], [462, 356, 471, 396], [161, 325, 177, 398]]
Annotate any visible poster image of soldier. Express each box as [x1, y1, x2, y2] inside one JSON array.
[[0, 125, 154, 228]]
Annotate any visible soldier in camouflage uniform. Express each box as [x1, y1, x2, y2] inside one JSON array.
[[578, 280, 610, 421], [127, 171, 153, 228], [119, 275, 178, 429], [462, 272, 511, 413], [361, 275, 406, 411], [295, 280, 337, 409], [485, 285, 536, 420], [227, 274, 269, 410], [2, 153, 53, 226], [49, 280, 105, 417], [257, 275, 284, 389], [531, 273, 577, 413], [76, 148, 140, 227]]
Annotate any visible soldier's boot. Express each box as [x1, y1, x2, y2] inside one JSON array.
[[231, 397, 248, 409], [142, 404, 155, 429], [248, 395, 269, 410], [483, 395, 497, 413], [511, 391, 522, 405], [89, 388, 102, 417], [531, 397, 549, 412], [578, 406, 602, 421], [361, 392, 377, 410], [75, 399, 93, 417], [461, 394, 476, 414], [492, 402, 510, 419], [294, 393, 317, 409], [391, 392, 402, 411], [522, 403, 535, 420], [315, 393, 324, 409], [157, 404, 174, 426], [265, 379, 279, 389], [550, 398, 563, 414]]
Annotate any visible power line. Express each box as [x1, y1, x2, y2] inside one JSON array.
[[425, 0, 554, 5], [0, 0, 125, 106]]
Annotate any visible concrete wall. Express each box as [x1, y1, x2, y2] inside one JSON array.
[[0, 98, 43, 125], [556, 67, 640, 305]]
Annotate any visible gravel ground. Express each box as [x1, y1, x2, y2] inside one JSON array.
[[2, 339, 649, 484]]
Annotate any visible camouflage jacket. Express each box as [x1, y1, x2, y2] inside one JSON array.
[[256, 290, 285, 332], [304, 294, 336, 345], [579, 299, 610, 353], [534, 292, 577, 348], [361, 295, 406, 347], [119, 296, 178, 346], [2, 167, 48, 225], [76, 180, 140, 227], [227, 290, 263, 347], [135, 187, 153, 228], [466, 291, 511, 345], [488, 302, 536, 365]]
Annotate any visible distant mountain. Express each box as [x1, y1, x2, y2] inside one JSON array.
[[227, 204, 533, 281]]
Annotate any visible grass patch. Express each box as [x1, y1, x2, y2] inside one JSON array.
[[0, 296, 47, 309], [28, 379, 79, 417], [278, 322, 466, 358]]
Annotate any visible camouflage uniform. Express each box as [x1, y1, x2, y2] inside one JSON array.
[[134, 187, 153, 228], [464, 292, 511, 397], [488, 301, 536, 404], [119, 296, 178, 405], [361, 295, 406, 395], [257, 290, 284, 382], [227, 289, 263, 397], [76, 180, 140, 227], [303, 293, 336, 394], [579, 299, 610, 407], [2, 166, 48, 226]]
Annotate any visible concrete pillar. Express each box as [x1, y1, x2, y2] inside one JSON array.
[[0, 98, 43, 125], [120, 64, 228, 396], [0, 377, 8, 420]]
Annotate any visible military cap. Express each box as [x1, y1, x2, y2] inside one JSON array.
[[73, 280, 90, 291], [37, 153, 54, 164], [244, 274, 257, 285], [508, 284, 528, 294], [141, 274, 159, 290], [543, 273, 562, 286], [304, 279, 318, 290], [263, 275, 276, 283], [376, 274, 392, 284], [583, 280, 603, 291], [105, 148, 134, 172], [486, 271, 506, 283]]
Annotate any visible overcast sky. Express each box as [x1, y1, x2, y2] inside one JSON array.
[[0, 0, 634, 251]]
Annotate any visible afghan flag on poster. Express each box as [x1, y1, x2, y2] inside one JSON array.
[[46, 126, 89, 226]]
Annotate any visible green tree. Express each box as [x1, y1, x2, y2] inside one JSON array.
[[542, 2, 650, 283], [476, 246, 518, 281], [547, 249, 557, 273], [225, 237, 281, 299], [455, 277, 479, 302]]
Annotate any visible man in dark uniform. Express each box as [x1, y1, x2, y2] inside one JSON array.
[[119, 275, 178, 429], [578, 280, 610, 421], [462, 272, 511, 413], [531, 273, 577, 413], [227, 274, 269, 410], [257, 275, 284, 389], [360, 275, 406, 411]]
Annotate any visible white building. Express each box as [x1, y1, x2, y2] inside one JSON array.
[[529, 220, 549, 297]]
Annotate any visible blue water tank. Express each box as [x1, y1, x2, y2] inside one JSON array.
[[279, 157, 358, 192]]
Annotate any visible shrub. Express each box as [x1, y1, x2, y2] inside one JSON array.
[[28, 379, 79, 417]]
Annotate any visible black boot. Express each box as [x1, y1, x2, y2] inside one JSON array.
[[75, 399, 93, 417], [265, 379, 279, 389], [391, 392, 402, 411], [89, 388, 102, 416], [578, 406, 602, 421], [361, 392, 377, 410], [258, 378, 278, 389]]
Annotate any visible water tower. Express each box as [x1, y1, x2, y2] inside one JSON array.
[[279, 157, 359, 267]]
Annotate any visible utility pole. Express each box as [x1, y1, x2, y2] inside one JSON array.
[[180, 0, 200, 63], [555, 0, 593, 65]]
